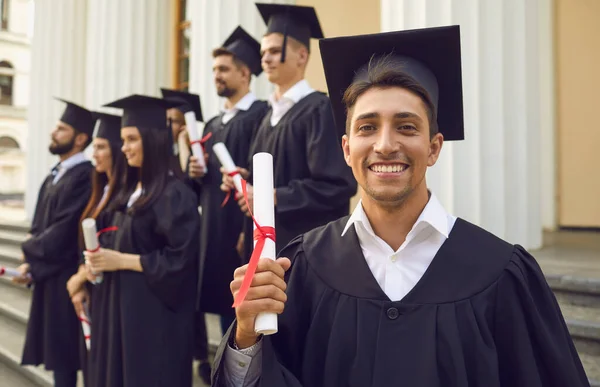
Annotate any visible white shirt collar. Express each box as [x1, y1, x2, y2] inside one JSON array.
[[268, 79, 314, 106], [222, 92, 257, 114], [341, 192, 451, 240], [58, 152, 87, 171]]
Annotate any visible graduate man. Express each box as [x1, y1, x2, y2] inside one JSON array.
[[13, 98, 96, 387], [212, 26, 590, 387], [221, 4, 357, 257]]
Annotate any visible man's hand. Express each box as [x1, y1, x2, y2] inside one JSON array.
[[220, 167, 249, 194], [12, 263, 32, 285], [84, 248, 124, 272], [71, 288, 89, 318], [237, 183, 253, 217], [188, 154, 209, 178], [236, 232, 245, 258], [231, 257, 292, 349]]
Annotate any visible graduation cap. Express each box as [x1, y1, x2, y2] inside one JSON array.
[[219, 26, 263, 76], [160, 88, 203, 122], [103, 94, 180, 130], [319, 26, 465, 141], [55, 98, 96, 137], [92, 112, 122, 146], [255, 3, 324, 62]]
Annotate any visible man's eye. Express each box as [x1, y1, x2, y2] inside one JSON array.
[[358, 124, 376, 132]]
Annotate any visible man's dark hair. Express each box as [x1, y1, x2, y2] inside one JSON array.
[[342, 55, 439, 138], [212, 48, 249, 72]]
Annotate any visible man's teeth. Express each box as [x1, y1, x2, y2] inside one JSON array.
[[370, 164, 407, 173]]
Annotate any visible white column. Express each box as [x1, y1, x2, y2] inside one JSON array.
[[188, 0, 293, 119], [381, 0, 547, 249], [25, 0, 88, 219], [84, 0, 174, 110]]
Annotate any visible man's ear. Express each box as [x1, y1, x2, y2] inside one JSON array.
[[342, 134, 351, 167]]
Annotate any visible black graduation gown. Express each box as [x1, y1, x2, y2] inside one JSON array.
[[244, 92, 357, 258], [196, 100, 269, 316], [21, 161, 93, 372], [88, 179, 200, 387], [213, 217, 590, 387]]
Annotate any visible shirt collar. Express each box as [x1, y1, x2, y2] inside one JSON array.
[[222, 92, 257, 114], [57, 152, 87, 171], [268, 79, 314, 106], [341, 192, 451, 239]]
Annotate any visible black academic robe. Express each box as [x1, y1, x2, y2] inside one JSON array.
[[244, 92, 357, 258], [88, 179, 200, 387], [196, 100, 269, 316], [213, 217, 589, 387], [21, 161, 93, 372]]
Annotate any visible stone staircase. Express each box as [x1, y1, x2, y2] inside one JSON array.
[[1, 221, 599, 386]]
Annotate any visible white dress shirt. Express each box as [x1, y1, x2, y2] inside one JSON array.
[[268, 79, 315, 126], [222, 92, 258, 125], [52, 152, 88, 185], [222, 192, 456, 386]]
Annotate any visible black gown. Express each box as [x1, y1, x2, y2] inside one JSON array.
[[244, 92, 357, 258], [88, 179, 200, 387], [213, 217, 589, 387], [196, 100, 268, 316], [21, 161, 93, 372]]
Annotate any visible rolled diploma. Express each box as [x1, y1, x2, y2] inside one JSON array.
[[80, 301, 91, 350], [213, 142, 243, 194], [252, 152, 277, 335], [184, 111, 206, 173], [82, 218, 103, 284], [0, 266, 22, 277]]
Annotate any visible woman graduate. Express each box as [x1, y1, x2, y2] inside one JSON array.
[[212, 27, 589, 387], [66, 112, 126, 385], [85, 95, 200, 387]]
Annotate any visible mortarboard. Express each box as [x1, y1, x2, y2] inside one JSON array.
[[55, 98, 96, 138], [319, 26, 464, 141], [255, 3, 324, 62], [160, 88, 203, 122], [92, 112, 122, 146], [103, 94, 179, 131], [219, 26, 263, 76]]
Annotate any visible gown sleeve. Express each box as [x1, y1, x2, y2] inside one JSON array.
[[212, 236, 311, 387], [139, 181, 200, 310], [494, 246, 590, 387], [274, 101, 357, 216], [23, 173, 92, 281], [28, 179, 48, 235]]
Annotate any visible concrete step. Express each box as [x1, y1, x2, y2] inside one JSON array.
[[0, 229, 26, 248], [0, 221, 29, 234]]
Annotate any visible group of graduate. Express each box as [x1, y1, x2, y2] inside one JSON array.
[[10, 2, 591, 387]]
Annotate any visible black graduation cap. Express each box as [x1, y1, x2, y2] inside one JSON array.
[[160, 88, 203, 122], [55, 98, 96, 137], [319, 26, 465, 141], [220, 26, 263, 76], [255, 3, 324, 62], [92, 112, 122, 146], [103, 94, 179, 130]]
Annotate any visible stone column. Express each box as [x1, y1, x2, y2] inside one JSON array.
[[380, 0, 551, 249], [25, 0, 88, 218]]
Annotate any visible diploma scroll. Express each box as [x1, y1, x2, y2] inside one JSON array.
[[0, 266, 24, 278], [80, 301, 91, 351], [252, 153, 278, 335], [82, 218, 103, 285], [213, 142, 244, 194], [185, 111, 207, 173]]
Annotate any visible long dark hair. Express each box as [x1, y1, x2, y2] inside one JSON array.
[[110, 126, 184, 214], [78, 141, 127, 247]]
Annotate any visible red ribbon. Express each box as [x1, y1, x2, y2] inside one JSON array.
[[86, 226, 119, 253], [0, 268, 5, 276], [221, 170, 241, 207], [190, 132, 213, 152], [232, 179, 276, 308]]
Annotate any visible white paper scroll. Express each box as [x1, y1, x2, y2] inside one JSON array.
[[252, 152, 278, 335], [213, 142, 244, 194], [82, 218, 103, 285], [80, 301, 91, 351], [0, 266, 22, 277], [184, 111, 207, 173]]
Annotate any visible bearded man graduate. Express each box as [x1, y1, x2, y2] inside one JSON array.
[[212, 26, 590, 387], [14, 98, 96, 387]]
